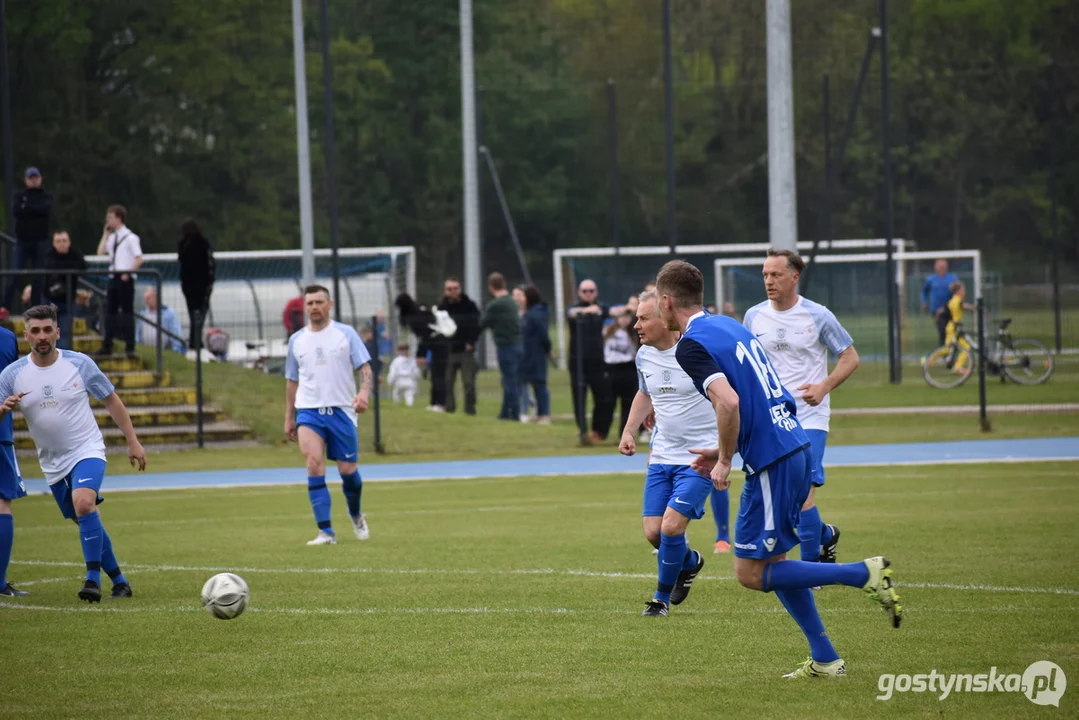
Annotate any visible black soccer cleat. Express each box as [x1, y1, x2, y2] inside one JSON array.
[[669, 551, 705, 606], [0, 582, 29, 597], [109, 582, 133, 599], [78, 580, 102, 604], [641, 600, 670, 617], [819, 525, 841, 563]]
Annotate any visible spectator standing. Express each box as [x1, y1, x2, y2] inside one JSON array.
[[44, 231, 87, 350], [177, 219, 215, 350], [567, 279, 614, 443], [394, 293, 450, 411], [283, 296, 305, 337], [603, 306, 640, 438], [921, 258, 960, 346], [437, 277, 481, 415], [1, 167, 54, 316], [136, 288, 184, 353], [479, 273, 522, 420], [518, 285, 552, 425], [96, 205, 143, 357]]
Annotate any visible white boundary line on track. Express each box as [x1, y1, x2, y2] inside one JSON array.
[[11, 559, 1079, 596]]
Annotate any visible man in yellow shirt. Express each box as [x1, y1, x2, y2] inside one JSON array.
[[945, 281, 975, 372]]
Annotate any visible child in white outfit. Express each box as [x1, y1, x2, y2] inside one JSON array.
[[386, 342, 421, 407]]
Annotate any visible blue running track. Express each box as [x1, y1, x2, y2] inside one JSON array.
[[19, 437, 1079, 494]]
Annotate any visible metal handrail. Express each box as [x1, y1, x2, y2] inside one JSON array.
[[0, 228, 14, 245]]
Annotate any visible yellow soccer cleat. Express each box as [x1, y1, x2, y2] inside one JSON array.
[[862, 556, 903, 628], [783, 657, 847, 679]]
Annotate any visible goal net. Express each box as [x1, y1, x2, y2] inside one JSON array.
[[713, 250, 982, 384], [87, 246, 416, 361], [553, 239, 910, 369]]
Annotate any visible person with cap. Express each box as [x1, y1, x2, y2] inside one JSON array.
[[0, 167, 54, 318]]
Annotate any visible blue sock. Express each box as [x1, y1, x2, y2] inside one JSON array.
[[799, 506, 823, 561], [821, 523, 834, 545], [77, 512, 104, 584], [0, 513, 12, 587], [762, 559, 870, 592], [710, 488, 729, 542], [340, 470, 363, 519], [776, 588, 840, 663], [100, 530, 128, 586], [307, 476, 333, 534], [655, 533, 688, 604]]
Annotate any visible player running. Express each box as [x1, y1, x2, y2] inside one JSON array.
[[619, 291, 724, 617], [742, 249, 859, 565], [0, 325, 28, 597], [0, 305, 144, 603], [284, 285, 373, 546], [654, 261, 900, 678]]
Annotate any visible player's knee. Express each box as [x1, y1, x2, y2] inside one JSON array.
[[644, 527, 661, 549], [660, 516, 689, 537], [304, 456, 325, 476], [801, 496, 815, 511], [337, 461, 357, 477], [0, 498, 11, 514], [72, 497, 96, 517], [734, 561, 763, 591]]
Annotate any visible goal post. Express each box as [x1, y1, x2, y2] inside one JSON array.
[[713, 249, 982, 383], [553, 239, 910, 369]]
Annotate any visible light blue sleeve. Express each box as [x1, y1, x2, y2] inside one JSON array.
[[165, 308, 185, 352], [809, 302, 854, 356], [741, 305, 761, 332], [343, 324, 371, 369], [70, 352, 116, 400], [0, 363, 17, 399], [285, 334, 300, 382], [636, 349, 650, 395]]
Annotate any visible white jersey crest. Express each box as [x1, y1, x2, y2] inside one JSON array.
[[636, 342, 717, 466]]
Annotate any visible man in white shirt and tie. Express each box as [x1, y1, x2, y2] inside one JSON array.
[[96, 205, 143, 357]]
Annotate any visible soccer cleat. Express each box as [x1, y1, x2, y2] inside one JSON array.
[[641, 600, 669, 617], [783, 657, 848, 679], [669, 551, 704, 606], [78, 580, 102, 604], [713, 540, 731, 554], [819, 524, 841, 563], [306, 531, 337, 546], [0, 582, 29, 597], [109, 582, 133, 599], [352, 514, 370, 541], [862, 556, 902, 628]]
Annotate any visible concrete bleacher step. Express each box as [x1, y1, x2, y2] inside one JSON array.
[[12, 421, 254, 451], [18, 335, 102, 354], [7, 317, 89, 335], [105, 370, 173, 389], [12, 405, 227, 432], [93, 386, 198, 407]]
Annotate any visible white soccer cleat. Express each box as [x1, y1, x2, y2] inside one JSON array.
[[306, 531, 337, 546], [783, 657, 847, 679], [352, 514, 370, 541]]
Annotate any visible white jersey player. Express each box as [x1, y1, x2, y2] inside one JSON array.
[[0, 305, 146, 603], [284, 285, 373, 546], [742, 249, 860, 565], [618, 291, 724, 616]]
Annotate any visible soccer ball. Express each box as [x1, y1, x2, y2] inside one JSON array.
[[201, 573, 249, 620]]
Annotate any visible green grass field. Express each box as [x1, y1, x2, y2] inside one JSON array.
[[5, 462, 1078, 717]]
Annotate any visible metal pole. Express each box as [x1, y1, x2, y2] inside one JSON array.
[[195, 308, 205, 448], [1048, 61, 1062, 354], [607, 78, 621, 293], [976, 297, 990, 431], [824, 72, 834, 308], [371, 314, 384, 453], [319, 0, 341, 321], [575, 318, 587, 442], [460, 0, 482, 307], [292, 0, 316, 287], [155, 273, 163, 375], [0, 0, 13, 277], [479, 147, 531, 285], [766, 0, 798, 252], [661, 0, 676, 254], [879, 0, 899, 384]]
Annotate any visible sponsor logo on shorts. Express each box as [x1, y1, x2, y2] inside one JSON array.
[[673, 497, 690, 505], [763, 537, 777, 551], [734, 542, 757, 551]]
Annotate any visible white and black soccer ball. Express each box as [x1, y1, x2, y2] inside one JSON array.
[[201, 573, 249, 620]]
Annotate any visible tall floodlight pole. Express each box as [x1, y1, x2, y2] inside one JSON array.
[[460, 0, 482, 305], [879, 0, 899, 383], [292, 0, 316, 287], [766, 0, 797, 251], [319, 0, 341, 320], [0, 0, 13, 251], [661, 0, 676, 253]]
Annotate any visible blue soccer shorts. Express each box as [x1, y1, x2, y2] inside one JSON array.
[[806, 429, 828, 488], [296, 407, 359, 463], [734, 446, 812, 560], [50, 458, 107, 520], [0, 443, 26, 502], [642, 463, 713, 520]]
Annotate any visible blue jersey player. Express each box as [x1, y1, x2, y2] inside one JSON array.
[[284, 285, 373, 545], [655, 261, 901, 678], [0, 325, 27, 597]]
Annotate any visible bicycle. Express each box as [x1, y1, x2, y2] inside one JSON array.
[[922, 318, 1054, 389]]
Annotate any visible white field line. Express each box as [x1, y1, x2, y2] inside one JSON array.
[[10, 559, 1079, 596], [14, 576, 80, 587]]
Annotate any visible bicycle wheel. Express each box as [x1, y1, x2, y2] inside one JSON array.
[[923, 345, 973, 389], [1001, 338, 1054, 385]]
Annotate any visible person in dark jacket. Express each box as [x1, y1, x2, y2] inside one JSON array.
[[1, 167, 54, 314], [519, 285, 553, 424], [479, 272, 523, 421], [395, 292, 450, 411], [567, 278, 614, 443], [437, 277, 481, 415], [177, 219, 215, 350], [44, 230, 87, 350]]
